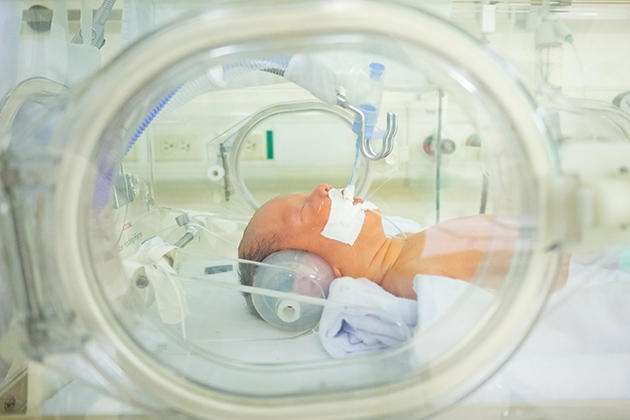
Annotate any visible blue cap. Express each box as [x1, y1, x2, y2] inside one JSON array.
[[369, 62, 385, 80]]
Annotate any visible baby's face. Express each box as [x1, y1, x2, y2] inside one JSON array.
[[239, 184, 384, 270], [264, 183, 332, 233], [240, 184, 333, 252]]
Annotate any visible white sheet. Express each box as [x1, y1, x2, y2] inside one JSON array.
[[416, 261, 630, 404]]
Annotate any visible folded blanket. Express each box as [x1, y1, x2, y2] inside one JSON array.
[[318, 277, 417, 358]]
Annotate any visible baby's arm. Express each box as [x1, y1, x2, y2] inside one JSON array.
[[381, 216, 519, 298]]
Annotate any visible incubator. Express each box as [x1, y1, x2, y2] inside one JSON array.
[[1, 1, 630, 419]]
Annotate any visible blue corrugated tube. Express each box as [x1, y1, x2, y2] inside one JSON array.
[[128, 87, 180, 153], [94, 56, 291, 211], [93, 87, 180, 211]]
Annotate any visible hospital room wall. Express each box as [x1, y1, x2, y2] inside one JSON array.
[[8, 2, 630, 93], [485, 18, 630, 100], [6, 1, 630, 210], [567, 21, 630, 99]]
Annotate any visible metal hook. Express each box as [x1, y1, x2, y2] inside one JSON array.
[[336, 90, 397, 160]]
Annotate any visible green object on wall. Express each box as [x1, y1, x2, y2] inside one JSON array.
[[620, 249, 630, 272], [266, 130, 274, 160]]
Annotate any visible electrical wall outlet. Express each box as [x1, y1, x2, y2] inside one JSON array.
[[154, 134, 202, 161], [241, 131, 268, 161]]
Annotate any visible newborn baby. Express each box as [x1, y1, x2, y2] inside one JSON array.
[[238, 184, 547, 299]]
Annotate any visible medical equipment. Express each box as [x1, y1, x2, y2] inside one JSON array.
[[226, 101, 371, 209], [1, 1, 630, 419], [71, 0, 117, 48], [137, 55, 399, 162], [320, 186, 379, 246], [249, 250, 335, 333], [91, 54, 397, 212]]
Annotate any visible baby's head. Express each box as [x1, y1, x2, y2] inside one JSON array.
[[237, 184, 385, 312]]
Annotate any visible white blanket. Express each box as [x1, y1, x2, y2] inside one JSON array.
[[318, 277, 417, 358]]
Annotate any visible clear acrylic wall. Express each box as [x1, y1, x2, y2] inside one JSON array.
[[1, 1, 630, 419]]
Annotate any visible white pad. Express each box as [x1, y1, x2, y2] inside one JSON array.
[[320, 185, 378, 246], [123, 236, 187, 325]]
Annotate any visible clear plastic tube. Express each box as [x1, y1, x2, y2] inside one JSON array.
[[347, 62, 386, 185]]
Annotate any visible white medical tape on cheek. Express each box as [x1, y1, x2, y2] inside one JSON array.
[[320, 187, 378, 245]]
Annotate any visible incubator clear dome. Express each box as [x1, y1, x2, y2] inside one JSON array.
[[0, 1, 574, 418]]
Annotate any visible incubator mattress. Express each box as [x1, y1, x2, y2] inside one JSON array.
[[43, 259, 630, 414]]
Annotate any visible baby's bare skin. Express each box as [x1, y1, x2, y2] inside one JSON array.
[[239, 184, 567, 299]]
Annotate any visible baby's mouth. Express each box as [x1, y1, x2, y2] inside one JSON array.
[[342, 185, 378, 212], [319, 185, 379, 245]]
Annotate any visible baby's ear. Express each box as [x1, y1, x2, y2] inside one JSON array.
[[333, 267, 342, 278]]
